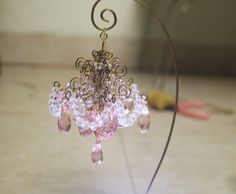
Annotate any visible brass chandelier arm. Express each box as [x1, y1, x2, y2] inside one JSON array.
[[91, 0, 117, 32]]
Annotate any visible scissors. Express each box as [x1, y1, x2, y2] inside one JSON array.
[[177, 101, 209, 120]]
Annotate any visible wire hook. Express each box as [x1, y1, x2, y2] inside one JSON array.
[[91, 0, 117, 32]]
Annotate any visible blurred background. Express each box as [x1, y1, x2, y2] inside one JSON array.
[[0, 0, 235, 194], [0, 0, 235, 75]]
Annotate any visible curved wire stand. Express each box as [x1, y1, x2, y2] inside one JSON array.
[[134, 2, 179, 193], [91, 0, 179, 193]]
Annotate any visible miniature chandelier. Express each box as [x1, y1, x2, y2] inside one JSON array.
[[48, 0, 150, 164]]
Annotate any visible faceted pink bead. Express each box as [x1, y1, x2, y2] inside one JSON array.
[[95, 128, 103, 141], [95, 116, 118, 140], [91, 143, 103, 165], [57, 112, 71, 133], [78, 126, 93, 137], [85, 109, 97, 122], [138, 114, 150, 134]]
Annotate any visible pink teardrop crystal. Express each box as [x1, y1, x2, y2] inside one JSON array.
[[78, 126, 93, 137], [57, 111, 71, 133], [91, 143, 103, 165], [124, 99, 134, 114], [138, 113, 150, 134]]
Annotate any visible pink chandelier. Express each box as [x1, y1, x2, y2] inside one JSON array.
[[48, 0, 150, 165]]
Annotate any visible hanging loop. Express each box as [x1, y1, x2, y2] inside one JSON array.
[[100, 31, 108, 40], [91, 0, 117, 32]]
